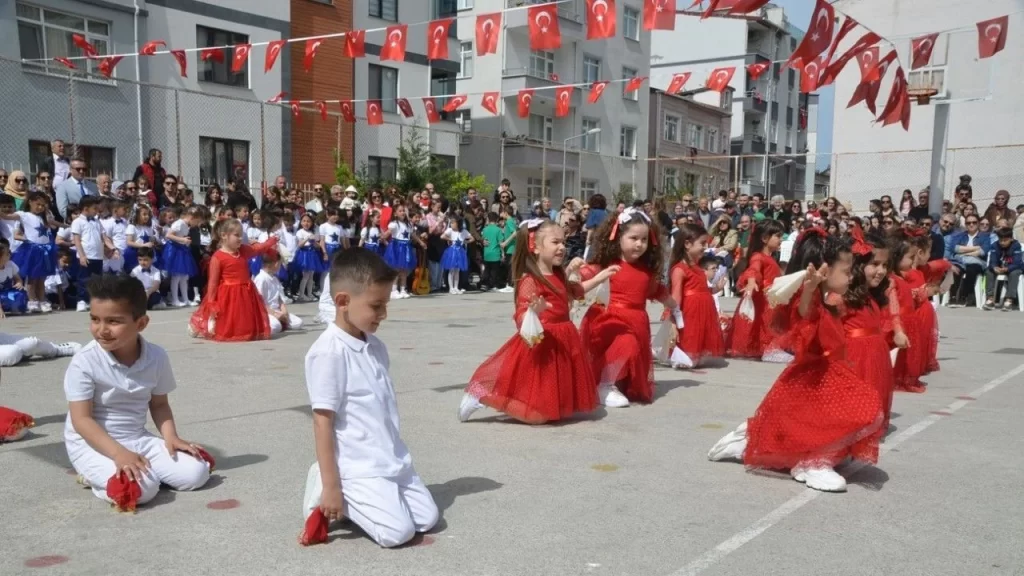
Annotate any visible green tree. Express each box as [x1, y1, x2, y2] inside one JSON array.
[[394, 126, 490, 201]]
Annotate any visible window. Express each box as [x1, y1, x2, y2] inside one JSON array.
[[199, 137, 249, 186], [580, 179, 598, 197], [769, 120, 778, 144], [433, 154, 456, 170], [369, 64, 399, 114], [582, 118, 600, 152], [684, 172, 698, 192], [457, 110, 472, 133], [787, 128, 796, 150], [197, 25, 249, 87], [622, 67, 639, 101], [623, 7, 640, 41], [707, 128, 718, 152], [526, 177, 549, 202], [369, 0, 398, 21], [687, 124, 703, 147], [458, 41, 473, 78], [529, 50, 555, 79], [29, 140, 114, 178], [620, 126, 636, 158], [17, 3, 111, 78], [663, 114, 680, 143], [367, 156, 398, 182], [529, 114, 553, 143], [721, 90, 732, 109], [458, 0, 474, 9], [663, 167, 679, 192], [583, 55, 601, 84]]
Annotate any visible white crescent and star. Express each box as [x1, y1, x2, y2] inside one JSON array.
[[535, 11, 552, 33], [592, 0, 609, 22], [483, 19, 495, 37], [370, 104, 379, 114], [433, 24, 445, 44], [389, 29, 404, 47], [985, 23, 1003, 42], [311, 40, 323, 52], [521, 93, 533, 106], [426, 101, 435, 112], [342, 103, 351, 114], [862, 50, 875, 67]]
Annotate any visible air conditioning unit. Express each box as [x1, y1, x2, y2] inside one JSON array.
[[459, 134, 472, 145]]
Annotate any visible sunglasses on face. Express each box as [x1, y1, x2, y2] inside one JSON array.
[[967, 221, 979, 225], [39, 175, 50, 180], [72, 166, 86, 171], [15, 178, 26, 184]]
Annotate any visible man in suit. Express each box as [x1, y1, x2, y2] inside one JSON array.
[[55, 157, 97, 220], [40, 139, 70, 188]]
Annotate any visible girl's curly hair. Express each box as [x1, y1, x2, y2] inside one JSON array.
[[588, 211, 664, 271], [844, 231, 890, 309]]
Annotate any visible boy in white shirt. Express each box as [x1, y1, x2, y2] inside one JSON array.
[[300, 249, 437, 547], [129, 247, 164, 310], [101, 201, 129, 274], [253, 252, 302, 334], [71, 196, 114, 312], [45, 249, 73, 311], [64, 275, 212, 511]]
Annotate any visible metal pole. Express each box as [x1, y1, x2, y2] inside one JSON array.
[[174, 90, 182, 180], [260, 103, 267, 198], [928, 102, 950, 216]]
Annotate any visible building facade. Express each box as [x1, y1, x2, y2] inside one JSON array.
[[647, 87, 732, 200], [456, 0, 651, 205]]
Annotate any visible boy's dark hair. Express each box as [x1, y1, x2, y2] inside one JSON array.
[[262, 250, 281, 265], [698, 254, 720, 268], [67, 203, 81, 217], [79, 195, 101, 209], [486, 212, 500, 223], [0, 194, 15, 206], [137, 246, 155, 259], [111, 200, 129, 213], [234, 202, 250, 213], [87, 275, 148, 319], [329, 248, 398, 295], [26, 191, 50, 205], [997, 227, 1014, 241], [56, 247, 72, 260], [0, 242, 10, 257]]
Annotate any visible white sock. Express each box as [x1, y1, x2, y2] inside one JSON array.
[[178, 276, 190, 304], [168, 276, 180, 303], [15, 336, 58, 358], [302, 272, 314, 298]]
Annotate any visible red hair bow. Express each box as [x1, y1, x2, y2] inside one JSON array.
[[849, 226, 872, 256], [905, 226, 927, 238], [796, 226, 828, 244], [610, 208, 658, 246]]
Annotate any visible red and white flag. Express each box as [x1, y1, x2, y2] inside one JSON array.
[[586, 0, 616, 40], [977, 15, 1008, 59], [290, 102, 301, 123], [316, 100, 328, 122], [232, 44, 251, 74], [54, 57, 76, 70], [339, 101, 356, 123], [481, 92, 500, 115], [819, 32, 879, 87], [443, 94, 469, 113], [268, 92, 286, 104], [910, 33, 939, 70], [877, 67, 910, 130], [98, 56, 123, 78], [427, 19, 453, 61], [345, 30, 366, 58], [857, 46, 881, 81], [848, 49, 896, 115], [72, 34, 98, 58], [644, 0, 675, 30], [170, 50, 187, 77], [825, 17, 857, 64], [200, 48, 225, 63], [265, 40, 285, 72], [746, 62, 770, 80], [367, 101, 384, 126], [555, 86, 574, 117], [528, 4, 562, 50], [303, 38, 324, 72], [424, 98, 441, 124], [588, 81, 609, 103], [786, 0, 834, 69], [140, 40, 165, 56], [396, 98, 415, 118], [800, 54, 827, 93], [476, 13, 502, 56], [624, 76, 647, 96], [666, 72, 691, 94], [381, 25, 408, 61], [517, 89, 534, 118], [705, 67, 735, 92]]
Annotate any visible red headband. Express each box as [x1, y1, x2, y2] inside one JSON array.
[[796, 226, 828, 244], [849, 226, 872, 256], [905, 226, 927, 238]]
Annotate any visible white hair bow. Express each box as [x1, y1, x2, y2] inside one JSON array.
[[520, 218, 546, 230], [618, 207, 650, 224]]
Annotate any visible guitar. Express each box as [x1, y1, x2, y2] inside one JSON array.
[[412, 248, 431, 295]]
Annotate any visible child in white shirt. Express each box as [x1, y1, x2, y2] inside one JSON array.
[[130, 247, 164, 310], [0, 243, 28, 316], [253, 253, 302, 334], [101, 201, 129, 274], [45, 249, 73, 311], [70, 196, 111, 312], [300, 249, 437, 547], [700, 254, 726, 314]]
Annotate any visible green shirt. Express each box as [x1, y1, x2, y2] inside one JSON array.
[[481, 223, 505, 262], [503, 218, 517, 255]]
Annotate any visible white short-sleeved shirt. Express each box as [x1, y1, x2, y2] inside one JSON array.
[[246, 226, 264, 244], [305, 324, 413, 479], [0, 261, 20, 284], [360, 226, 382, 245], [101, 216, 129, 251], [443, 228, 471, 247], [126, 223, 157, 245], [253, 269, 284, 311], [280, 228, 297, 255], [169, 218, 190, 238], [56, 226, 75, 249], [14, 211, 50, 245], [296, 229, 318, 247], [319, 223, 344, 246], [131, 265, 162, 293], [64, 338, 177, 443], [199, 226, 212, 247], [70, 215, 105, 260], [388, 221, 412, 242], [45, 269, 70, 294], [0, 218, 20, 252]]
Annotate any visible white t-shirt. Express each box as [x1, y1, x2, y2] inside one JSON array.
[[296, 228, 318, 247], [360, 226, 382, 245], [101, 216, 129, 251], [14, 211, 50, 245], [0, 261, 20, 284], [168, 218, 190, 239], [253, 269, 284, 311], [63, 338, 177, 444], [45, 268, 70, 294], [131, 264, 162, 293], [319, 223, 344, 246], [126, 223, 157, 246], [318, 271, 335, 322], [246, 226, 264, 244], [305, 323, 413, 479], [388, 221, 412, 242], [280, 227, 297, 256], [0, 218, 20, 252], [70, 215, 105, 260], [443, 228, 471, 247]]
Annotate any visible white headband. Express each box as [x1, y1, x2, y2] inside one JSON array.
[[617, 207, 650, 225]]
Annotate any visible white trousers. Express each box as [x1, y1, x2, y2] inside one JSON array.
[[68, 433, 211, 506], [0, 333, 60, 367], [268, 313, 304, 335], [303, 463, 439, 548], [103, 256, 125, 274]]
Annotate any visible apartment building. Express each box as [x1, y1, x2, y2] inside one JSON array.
[[647, 87, 733, 199], [0, 0, 288, 187], [456, 0, 651, 204], [650, 4, 815, 200]]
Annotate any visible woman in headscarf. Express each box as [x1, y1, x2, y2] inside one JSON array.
[[4, 170, 30, 210]]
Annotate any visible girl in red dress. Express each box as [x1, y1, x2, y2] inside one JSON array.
[[579, 209, 681, 408], [708, 229, 884, 493], [911, 232, 950, 375], [726, 219, 792, 362], [458, 219, 618, 424], [188, 219, 279, 342], [890, 231, 931, 393], [668, 223, 725, 366]]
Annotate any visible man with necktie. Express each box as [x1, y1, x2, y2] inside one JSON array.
[[55, 158, 97, 221]]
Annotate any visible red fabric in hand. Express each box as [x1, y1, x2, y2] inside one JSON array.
[[106, 471, 142, 513], [0, 406, 34, 440], [299, 510, 329, 546], [196, 448, 216, 472]]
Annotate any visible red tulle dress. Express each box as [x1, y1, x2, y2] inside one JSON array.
[[669, 262, 725, 363], [579, 260, 667, 404], [919, 260, 950, 374], [189, 239, 278, 342], [743, 292, 884, 470], [726, 252, 791, 359], [840, 299, 896, 444], [891, 272, 926, 392], [0, 406, 34, 441], [465, 273, 598, 424]]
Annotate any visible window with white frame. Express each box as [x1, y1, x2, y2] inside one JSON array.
[[620, 126, 637, 158], [526, 177, 549, 202], [583, 55, 601, 83], [684, 172, 698, 192], [581, 118, 600, 152], [622, 66, 639, 101], [369, 0, 398, 21], [369, 64, 399, 114], [17, 3, 111, 78], [457, 0, 474, 9], [458, 41, 473, 78], [706, 128, 718, 152], [907, 34, 948, 95], [688, 124, 703, 147], [529, 50, 555, 79], [663, 114, 680, 143], [663, 167, 679, 192], [580, 179, 598, 197], [769, 119, 778, 144], [529, 114, 553, 143], [623, 7, 640, 41], [722, 90, 732, 109]]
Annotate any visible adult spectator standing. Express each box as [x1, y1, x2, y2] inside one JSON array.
[[492, 178, 514, 204], [226, 178, 257, 213], [541, 197, 558, 221], [364, 189, 392, 229], [463, 187, 479, 209], [695, 196, 714, 229], [983, 189, 1015, 227], [95, 174, 114, 198], [41, 139, 71, 188], [32, 170, 62, 222], [132, 149, 167, 205], [305, 184, 326, 213], [55, 157, 96, 220], [274, 174, 287, 190], [425, 200, 448, 292], [558, 198, 581, 226], [491, 188, 520, 220], [3, 170, 30, 209], [0, 170, 7, 192], [908, 190, 931, 222], [158, 175, 179, 208], [763, 195, 791, 229]]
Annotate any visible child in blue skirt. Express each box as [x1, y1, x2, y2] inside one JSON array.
[[124, 204, 158, 273], [441, 218, 473, 295], [161, 206, 201, 308], [383, 205, 415, 299], [359, 209, 385, 256], [0, 242, 28, 315], [3, 192, 57, 313], [291, 212, 325, 302]]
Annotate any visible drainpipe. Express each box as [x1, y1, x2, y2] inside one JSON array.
[[133, 0, 144, 172]]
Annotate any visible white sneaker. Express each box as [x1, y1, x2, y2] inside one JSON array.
[[152, 302, 167, 310], [708, 421, 748, 461], [190, 297, 201, 307], [40, 301, 53, 313], [449, 288, 458, 295], [598, 382, 630, 408], [283, 296, 294, 305], [27, 301, 40, 313], [391, 290, 401, 300], [458, 393, 484, 422], [791, 465, 847, 492], [499, 286, 515, 293], [75, 301, 89, 312], [400, 291, 411, 299], [55, 342, 82, 357], [458, 289, 466, 295], [762, 350, 795, 364], [174, 300, 190, 308]]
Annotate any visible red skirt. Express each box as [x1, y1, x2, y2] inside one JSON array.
[[915, 302, 940, 375], [893, 314, 925, 392], [580, 304, 654, 403], [744, 358, 883, 470], [679, 291, 725, 362], [466, 320, 598, 424], [846, 332, 895, 449], [727, 293, 791, 359], [0, 406, 34, 441], [189, 282, 271, 342]]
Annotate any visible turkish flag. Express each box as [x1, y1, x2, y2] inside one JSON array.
[[786, 0, 834, 69], [666, 72, 691, 94], [443, 94, 469, 113], [555, 86, 574, 117], [586, 0, 616, 40], [316, 100, 328, 122], [200, 48, 225, 64], [819, 32, 879, 87], [847, 49, 896, 115], [54, 56, 76, 70], [864, 48, 895, 83], [381, 25, 408, 61], [481, 92, 500, 115], [977, 15, 1008, 59], [644, 0, 675, 30], [624, 76, 647, 96], [367, 101, 384, 126], [98, 56, 123, 78], [139, 40, 165, 56], [528, 5, 562, 50], [825, 17, 857, 64], [476, 13, 502, 56], [345, 30, 366, 58], [800, 54, 827, 93], [170, 50, 187, 77], [910, 33, 938, 70], [427, 19, 453, 61], [231, 44, 251, 74], [424, 98, 441, 124], [747, 62, 770, 80], [705, 67, 735, 92], [517, 89, 534, 118], [857, 46, 881, 81], [72, 34, 98, 58], [290, 102, 301, 124], [304, 38, 324, 72], [265, 40, 285, 73], [396, 98, 415, 118], [726, 0, 770, 15], [877, 67, 909, 130], [268, 92, 286, 104], [339, 101, 356, 123], [588, 81, 609, 103]]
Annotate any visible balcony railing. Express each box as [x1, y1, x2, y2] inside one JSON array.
[[505, 0, 582, 23]]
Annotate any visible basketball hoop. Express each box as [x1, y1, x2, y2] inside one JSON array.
[[907, 87, 938, 105]]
